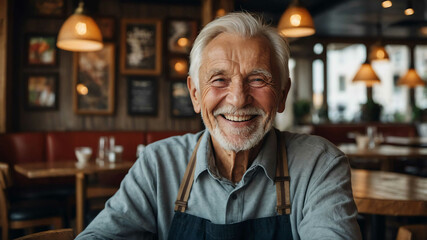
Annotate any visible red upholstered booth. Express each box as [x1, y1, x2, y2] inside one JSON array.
[[46, 131, 146, 163], [0, 133, 49, 187], [0, 130, 192, 188]]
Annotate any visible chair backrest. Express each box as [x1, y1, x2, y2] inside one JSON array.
[[0, 162, 11, 189], [14, 228, 74, 240], [396, 224, 427, 240], [0, 163, 11, 239]]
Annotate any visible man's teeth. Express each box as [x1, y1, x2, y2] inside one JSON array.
[[223, 114, 253, 122]]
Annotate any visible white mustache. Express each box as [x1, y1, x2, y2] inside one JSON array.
[[213, 106, 265, 116]]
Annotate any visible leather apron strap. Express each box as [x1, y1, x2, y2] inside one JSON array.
[[174, 135, 203, 212], [274, 130, 291, 215], [174, 130, 291, 215]]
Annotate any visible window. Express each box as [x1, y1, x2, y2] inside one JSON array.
[[312, 59, 324, 109], [327, 43, 413, 122], [371, 45, 410, 120], [327, 43, 366, 122], [415, 45, 427, 109]]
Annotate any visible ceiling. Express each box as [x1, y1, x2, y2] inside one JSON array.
[[235, 0, 427, 39], [128, 0, 427, 39]]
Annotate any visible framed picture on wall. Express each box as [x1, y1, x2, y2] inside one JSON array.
[[26, 35, 58, 67], [95, 17, 116, 41], [28, 0, 65, 17], [169, 57, 189, 79], [120, 19, 162, 75], [167, 19, 198, 54], [127, 77, 157, 115], [171, 81, 196, 118], [73, 43, 115, 115], [25, 73, 58, 110]]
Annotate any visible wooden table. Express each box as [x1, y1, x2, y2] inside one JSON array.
[[339, 144, 427, 170], [351, 169, 427, 240], [384, 136, 427, 147], [351, 169, 427, 216], [14, 161, 134, 234]]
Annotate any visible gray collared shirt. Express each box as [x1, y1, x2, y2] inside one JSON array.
[[76, 129, 361, 240]]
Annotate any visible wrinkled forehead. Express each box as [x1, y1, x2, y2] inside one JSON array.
[[200, 33, 273, 66]]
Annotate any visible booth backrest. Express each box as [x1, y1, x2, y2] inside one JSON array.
[[0, 133, 46, 164], [0, 131, 182, 187], [46, 132, 146, 163], [0, 133, 49, 186]]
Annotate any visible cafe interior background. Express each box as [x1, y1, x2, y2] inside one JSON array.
[[0, 0, 427, 239]]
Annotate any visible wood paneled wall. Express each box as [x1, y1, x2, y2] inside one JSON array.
[[0, 0, 7, 133], [12, 0, 203, 132]]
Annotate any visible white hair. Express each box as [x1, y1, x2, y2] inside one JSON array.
[[189, 12, 290, 90]]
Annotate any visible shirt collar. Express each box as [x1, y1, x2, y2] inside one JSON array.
[[193, 129, 278, 183], [250, 129, 277, 183]]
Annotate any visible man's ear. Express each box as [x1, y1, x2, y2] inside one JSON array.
[[278, 78, 291, 113], [187, 76, 201, 113]]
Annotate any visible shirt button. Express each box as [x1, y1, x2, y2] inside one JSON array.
[[230, 194, 237, 200]]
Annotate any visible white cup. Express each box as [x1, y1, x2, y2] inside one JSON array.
[[75, 147, 93, 164], [355, 135, 369, 150]]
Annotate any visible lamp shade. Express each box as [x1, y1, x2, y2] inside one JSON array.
[[397, 68, 425, 87], [352, 63, 381, 87], [57, 3, 103, 52], [278, 4, 315, 38], [369, 46, 389, 62]]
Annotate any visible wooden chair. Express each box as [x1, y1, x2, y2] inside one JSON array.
[[13, 228, 74, 240], [0, 163, 64, 240], [396, 224, 427, 240]]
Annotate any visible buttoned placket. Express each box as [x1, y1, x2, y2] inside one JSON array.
[[222, 166, 259, 223]]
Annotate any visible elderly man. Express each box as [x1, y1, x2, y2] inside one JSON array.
[[76, 13, 361, 240]]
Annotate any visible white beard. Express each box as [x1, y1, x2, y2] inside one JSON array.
[[202, 105, 274, 152]]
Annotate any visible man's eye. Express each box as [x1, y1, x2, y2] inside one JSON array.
[[211, 78, 227, 87], [249, 78, 267, 87]]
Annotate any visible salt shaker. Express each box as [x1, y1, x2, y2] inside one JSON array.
[[108, 136, 116, 162], [97, 136, 108, 164]]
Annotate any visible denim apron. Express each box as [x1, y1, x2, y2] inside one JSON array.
[[168, 130, 293, 240]]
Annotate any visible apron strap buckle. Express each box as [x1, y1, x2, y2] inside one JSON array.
[[276, 205, 291, 215], [174, 200, 188, 212]]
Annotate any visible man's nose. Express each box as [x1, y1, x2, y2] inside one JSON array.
[[227, 80, 252, 108]]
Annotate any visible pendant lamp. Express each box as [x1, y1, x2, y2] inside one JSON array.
[[57, 1, 103, 52], [369, 45, 390, 62], [277, 0, 315, 38], [404, 0, 414, 16], [398, 46, 425, 88], [381, 0, 392, 8], [398, 68, 425, 87], [352, 61, 381, 87], [369, 22, 389, 62]]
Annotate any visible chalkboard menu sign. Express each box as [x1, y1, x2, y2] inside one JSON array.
[[127, 77, 157, 115], [171, 81, 196, 118]]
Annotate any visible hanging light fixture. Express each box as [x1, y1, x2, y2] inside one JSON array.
[[369, 45, 390, 62], [369, 23, 389, 62], [398, 68, 424, 87], [277, 0, 315, 38], [352, 60, 381, 87], [404, 0, 414, 16], [398, 46, 424, 87], [381, 0, 392, 8], [57, 1, 103, 52]]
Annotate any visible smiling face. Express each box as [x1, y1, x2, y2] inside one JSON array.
[[188, 33, 289, 152]]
